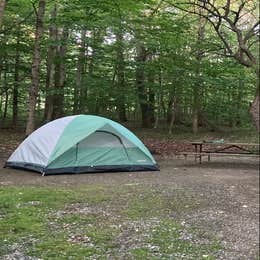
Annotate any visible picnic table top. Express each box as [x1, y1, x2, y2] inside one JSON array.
[[190, 142, 260, 146]]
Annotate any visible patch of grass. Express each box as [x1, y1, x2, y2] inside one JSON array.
[[120, 187, 202, 220], [0, 186, 221, 259], [131, 248, 151, 259], [131, 219, 222, 259], [0, 186, 113, 257], [151, 220, 221, 258], [28, 237, 98, 259]]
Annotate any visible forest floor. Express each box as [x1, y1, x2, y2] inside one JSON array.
[[0, 129, 259, 259]]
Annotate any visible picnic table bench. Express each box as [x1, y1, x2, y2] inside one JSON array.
[[180, 141, 259, 164]]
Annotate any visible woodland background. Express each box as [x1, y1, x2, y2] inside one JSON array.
[[0, 0, 259, 135]]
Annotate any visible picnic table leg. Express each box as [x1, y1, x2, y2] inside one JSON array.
[[194, 144, 198, 162], [208, 154, 210, 161], [199, 144, 202, 164]]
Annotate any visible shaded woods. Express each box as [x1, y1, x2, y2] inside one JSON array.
[[0, 0, 259, 134]]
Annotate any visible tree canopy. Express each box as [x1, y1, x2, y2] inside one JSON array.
[[0, 0, 258, 133]]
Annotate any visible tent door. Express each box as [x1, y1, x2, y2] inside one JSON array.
[[76, 130, 130, 166]]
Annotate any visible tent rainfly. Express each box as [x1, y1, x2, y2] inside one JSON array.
[[5, 115, 159, 175]]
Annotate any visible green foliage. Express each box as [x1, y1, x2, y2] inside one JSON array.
[[0, 0, 258, 130]]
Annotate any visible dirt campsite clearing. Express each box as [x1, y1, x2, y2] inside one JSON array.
[[0, 130, 259, 259]]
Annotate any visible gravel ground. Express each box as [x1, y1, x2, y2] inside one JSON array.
[[0, 155, 259, 259]]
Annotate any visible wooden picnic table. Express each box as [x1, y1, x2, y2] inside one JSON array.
[[189, 141, 259, 163]]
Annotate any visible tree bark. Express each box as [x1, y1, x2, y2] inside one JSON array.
[[44, 5, 57, 122], [3, 88, 8, 120], [193, 15, 205, 134], [3, 64, 8, 121], [74, 28, 86, 114], [147, 54, 155, 125], [136, 41, 151, 128], [12, 32, 20, 128], [26, 0, 45, 136], [0, 0, 6, 28], [115, 28, 127, 122], [52, 27, 68, 119], [249, 69, 259, 132], [154, 70, 162, 128]]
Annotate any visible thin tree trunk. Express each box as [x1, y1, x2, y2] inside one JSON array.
[[136, 41, 152, 128], [167, 93, 174, 123], [88, 28, 101, 114], [147, 58, 155, 124], [12, 32, 20, 128], [192, 86, 199, 134], [0, 0, 6, 28], [0, 52, 3, 116], [26, 0, 45, 136], [249, 69, 259, 132], [3, 89, 8, 120], [44, 5, 57, 122], [168, 107, 175, 134], [3, 65, 8, 120], [115, 28, 127, 122], [168, 84, 177, 134], [174, 84, 182, 125], [52, 28, 68, 119], [75, 28, 86, 113], [154, 70, 162, 129], [193, 15, 205, 134]]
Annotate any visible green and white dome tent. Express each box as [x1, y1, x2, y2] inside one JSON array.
[[5, 115, 159, 175]]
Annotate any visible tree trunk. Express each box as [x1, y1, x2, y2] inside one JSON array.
[[44, 5, 57, 122], [192, 15, 205, 134], [192, 88, 199, 134], [0, 0, 6, 28], [167, 94, 174, 123], [52, 28, 68, 119], [3, 65, 8, 121], [147, 56, 155, 124], [26, 0, 45, 136], [154, 70, 162, 128], [3, 88, 8, 120], [249, 70, 259, 132], [12, 33, 20, 128], [74, 28, 86, 113], [136, 41, 151, 128], [115, 28, 127, 122], [167, 81, 182, 132]]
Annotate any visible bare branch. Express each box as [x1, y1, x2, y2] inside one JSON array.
[[233, 0, 246, 25], [223, 0, 231, 18]]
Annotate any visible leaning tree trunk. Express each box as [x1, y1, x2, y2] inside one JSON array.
[[0, 0, 6, 28], [26, 0, 45, 136]]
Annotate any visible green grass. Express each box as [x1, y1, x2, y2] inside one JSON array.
[[0, 186, 222, 259]]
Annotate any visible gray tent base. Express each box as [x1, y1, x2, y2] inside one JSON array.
[[4, 161, 159, 175]]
